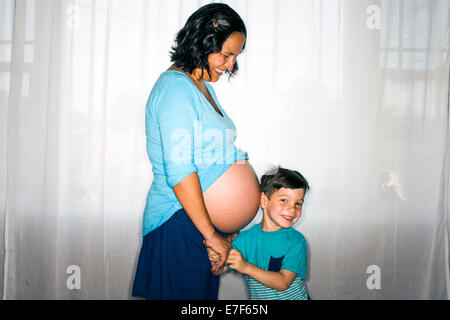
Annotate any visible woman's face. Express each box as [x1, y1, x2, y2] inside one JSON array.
[[205, 32, 246, 82]]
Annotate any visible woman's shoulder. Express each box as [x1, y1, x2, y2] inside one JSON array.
[[147, 71, 198, 115], [155, 70, 195, 91], [149, 70, 197, 107]]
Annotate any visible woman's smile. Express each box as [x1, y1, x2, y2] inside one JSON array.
[[207, 32, 246, 82], [214, 67, 224, 76]]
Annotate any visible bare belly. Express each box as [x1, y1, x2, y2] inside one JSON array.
[[203, 160, 261, 233]]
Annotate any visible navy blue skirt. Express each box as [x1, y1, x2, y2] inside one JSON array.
[[132, 208, 227, 300]]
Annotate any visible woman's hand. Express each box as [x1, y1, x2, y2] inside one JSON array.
[[206, 246, 220, 264], [227, 231, 240, 242], [205, 232, 239, 264], [204, 232, 231, 272]]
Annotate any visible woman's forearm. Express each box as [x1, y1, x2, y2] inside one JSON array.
[[172, 172, 216, 239], [172, 171, 231, 272]]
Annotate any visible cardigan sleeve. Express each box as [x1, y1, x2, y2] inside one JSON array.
[[155, 78, 199, 187]]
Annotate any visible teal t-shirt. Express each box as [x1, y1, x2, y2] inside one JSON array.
[[142, 70, 248, 236], [232, 223, 308, 300]]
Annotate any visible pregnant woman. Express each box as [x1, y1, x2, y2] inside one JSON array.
[[132, 3, 260, 300]]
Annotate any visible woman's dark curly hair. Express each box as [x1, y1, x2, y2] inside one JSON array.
[[169, 3, 247, 80]]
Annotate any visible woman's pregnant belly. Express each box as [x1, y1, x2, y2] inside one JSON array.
[[203, 160, 260, 233]]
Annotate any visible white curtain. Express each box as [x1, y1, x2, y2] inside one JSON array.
[[0, 0, 448, 299]]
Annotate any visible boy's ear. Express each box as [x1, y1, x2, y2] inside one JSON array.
[[260, 192, 268, 209]]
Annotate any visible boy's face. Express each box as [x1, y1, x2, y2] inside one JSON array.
[[261, 187, 305, 231]]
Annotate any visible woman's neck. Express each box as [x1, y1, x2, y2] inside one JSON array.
[[168, 64, 207, 92]]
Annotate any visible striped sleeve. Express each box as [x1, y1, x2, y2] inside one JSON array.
[[245, 276, 308, 300]]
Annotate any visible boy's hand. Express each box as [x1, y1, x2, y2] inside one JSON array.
[[226, 249, 248, 274]]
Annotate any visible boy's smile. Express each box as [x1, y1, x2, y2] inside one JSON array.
[[260, 188, 305, 232]]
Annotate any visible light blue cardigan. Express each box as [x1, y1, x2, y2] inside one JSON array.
[[142, 70, 248, 236]]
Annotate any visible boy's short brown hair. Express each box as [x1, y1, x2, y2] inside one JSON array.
[[260, 166, 310, 199]]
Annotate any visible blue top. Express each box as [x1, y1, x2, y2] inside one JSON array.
[[142, 70, 248, 236], [231, 224, 308, 300]]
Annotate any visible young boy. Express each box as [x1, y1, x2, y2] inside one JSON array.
[[209, 167, 310, 300]]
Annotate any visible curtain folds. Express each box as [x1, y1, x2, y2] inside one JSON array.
[[0, 0, 449, 299]]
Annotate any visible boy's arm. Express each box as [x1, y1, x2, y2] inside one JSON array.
[[241, 264, 297, 291], [227, 249, 297, 291]]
